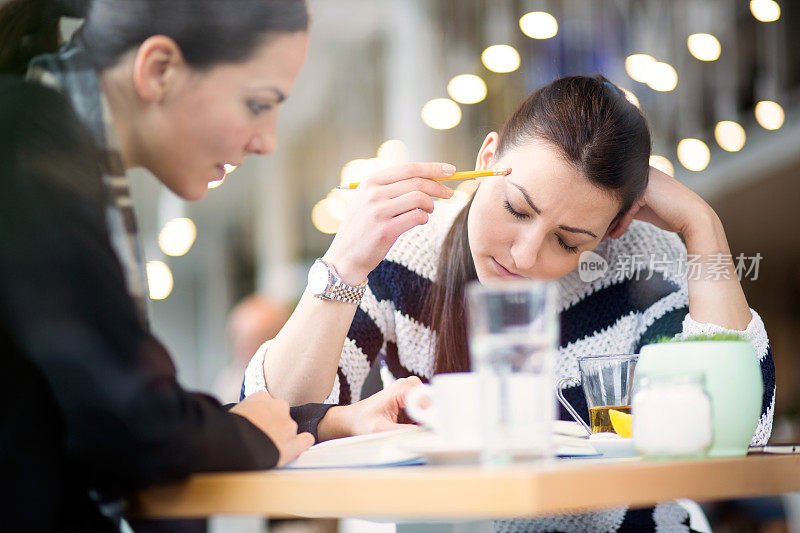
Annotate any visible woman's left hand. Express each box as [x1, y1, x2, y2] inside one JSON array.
[[607, 167, 719, 240], [316, 377, 423, 442]]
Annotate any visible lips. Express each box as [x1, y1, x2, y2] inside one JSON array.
[[491, 257, 523, 279]]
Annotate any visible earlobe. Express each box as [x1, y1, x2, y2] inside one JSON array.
[[132, 35, 185, 103], [475, 132, 500, 171]]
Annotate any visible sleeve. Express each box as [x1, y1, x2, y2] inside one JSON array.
[[682, 310, 774, 446], [242, 281, 391, 406], [0, 80, 282, 496]]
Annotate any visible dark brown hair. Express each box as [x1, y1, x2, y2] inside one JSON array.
[[0, 0, 308, 75], [428, 75, 651, 375]]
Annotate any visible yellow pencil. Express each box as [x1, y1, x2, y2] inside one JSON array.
[[336, 167, 512, 190]]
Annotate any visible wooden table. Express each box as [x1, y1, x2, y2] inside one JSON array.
[[131, 454, 800, 523]]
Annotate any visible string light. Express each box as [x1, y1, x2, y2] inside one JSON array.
[[519, 12, 558, 39], [687, 33, 721, 61], [421, 98, 462, 130], [677, 139, 711, 171], [755, 101, 785, 130], [714, 121, 746, 151], [447, 74, 487, 104], [147, 261, 173, 300], [649, 155, 675, 177], [158, 217, 197, 257], [481, 45, 520, 73]]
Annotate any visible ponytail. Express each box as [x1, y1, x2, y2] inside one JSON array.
[[0, 0, 58, 75], [0, 0, 89, 75]]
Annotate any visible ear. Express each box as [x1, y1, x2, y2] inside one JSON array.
[[475, 132, 500, 171], [131, 35, 186, 103]]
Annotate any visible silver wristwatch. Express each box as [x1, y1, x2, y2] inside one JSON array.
[[308, 258, 367, 304]]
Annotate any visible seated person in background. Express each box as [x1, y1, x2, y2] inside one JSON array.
[[244, 75, 775, 532], [216, 295, 291, 403]]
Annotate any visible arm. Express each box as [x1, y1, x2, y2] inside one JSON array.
[[263, 163, 455, 404], [616, 168, 774, 444], [0, 81, 309, 493]]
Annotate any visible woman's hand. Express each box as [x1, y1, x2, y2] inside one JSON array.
[[324, 163, 456, 284], [316, 377, 424, 441], [608, 167, 719, 240], [230, 391, 315, 467], [607, 166, 753, 330]]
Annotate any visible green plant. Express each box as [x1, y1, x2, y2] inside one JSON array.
[[653, 332, 747, 344]]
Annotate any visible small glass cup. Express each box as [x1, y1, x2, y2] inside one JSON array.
[[556, 354, 638, 435], [632, 372, 713, 459], [467, 280, 559, 465]]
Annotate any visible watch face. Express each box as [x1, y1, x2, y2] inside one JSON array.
[[308, 261, 329, 295]]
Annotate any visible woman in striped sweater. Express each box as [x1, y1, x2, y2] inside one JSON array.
[[244, 75, 774, 531]]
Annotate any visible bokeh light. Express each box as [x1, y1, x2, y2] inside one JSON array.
[[714, 121, 746, 152], [649, 155, 675, 177], [687, 33, 721, 61], [147, 261, 173, 300], [677, 139, 711, 171], [519, 12, 558, 39], [312, 198, 348, 234], [421, 98, 462, 130], [625, 54, 656, 83], [621, 88, 640, 108], [481, 45, 521, 73], [447, 74, 487, 104], [750, 0, 781, 22], [646, 62, 678, 92], [158, 217, 197, 257], [755, 101, 785, 130]]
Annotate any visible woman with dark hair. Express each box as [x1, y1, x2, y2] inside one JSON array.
[[246, 75, 775, 531], [0, 0, 444, 530]]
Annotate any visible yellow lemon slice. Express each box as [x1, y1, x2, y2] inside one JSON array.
[[608, 409, 633, 438]]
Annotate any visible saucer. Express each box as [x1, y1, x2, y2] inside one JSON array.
[[588, 433, 637, 458], [401, 432, 601, 464]]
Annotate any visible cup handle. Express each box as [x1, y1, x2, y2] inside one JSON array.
[[404, 384, 438, 430], [556, 377, 591, 436]]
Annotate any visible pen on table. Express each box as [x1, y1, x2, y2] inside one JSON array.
[[336, 167, 512, 190], [748, 445, 800, 454]]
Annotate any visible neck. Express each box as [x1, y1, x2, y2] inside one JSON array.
[[99, 67, 142, 170]]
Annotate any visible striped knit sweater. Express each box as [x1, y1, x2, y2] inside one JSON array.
[[244, 199, 775, 532]]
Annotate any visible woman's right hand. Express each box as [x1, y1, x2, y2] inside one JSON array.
[[230, 391, 315, 467], [323, 162, 456, 284]]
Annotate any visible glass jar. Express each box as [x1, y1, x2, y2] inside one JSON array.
[[632, 372, 713, 459]]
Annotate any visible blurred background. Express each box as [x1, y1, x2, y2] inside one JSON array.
[[106, 0, 797, 530]]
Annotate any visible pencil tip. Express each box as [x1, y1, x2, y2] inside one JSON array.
[[504, 167, 512, 175]]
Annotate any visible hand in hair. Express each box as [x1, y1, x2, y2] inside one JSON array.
[[324, 163, 456, 284], [607, 166, 716, 240], [316, 377, 424, 441]]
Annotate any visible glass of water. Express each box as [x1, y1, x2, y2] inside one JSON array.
[[466, 280, 559, 464]]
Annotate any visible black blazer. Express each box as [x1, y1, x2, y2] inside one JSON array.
[[0, 77, 329, 532]]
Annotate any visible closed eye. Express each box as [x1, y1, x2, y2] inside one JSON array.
[[557, 235, 579, 254], [247, 100, 274, 115], [503, 200, 529, 220]]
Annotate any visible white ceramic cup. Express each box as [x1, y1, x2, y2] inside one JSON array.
[[404, 372, 483, 445]]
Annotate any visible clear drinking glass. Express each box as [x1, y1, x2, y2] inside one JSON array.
[[466, 280, 559, 465], [556, 354, 638, 435]]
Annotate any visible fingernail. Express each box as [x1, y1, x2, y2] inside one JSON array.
[[442, 163, 456, 174]]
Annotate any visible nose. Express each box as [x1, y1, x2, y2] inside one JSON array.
[[245, 126, 277, 156], [510, 226, 546, 272]]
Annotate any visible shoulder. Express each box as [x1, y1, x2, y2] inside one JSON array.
[[0, 75, 103, 203], [382, 199, 467, 281]]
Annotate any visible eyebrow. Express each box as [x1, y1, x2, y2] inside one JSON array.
[[509, 181, 599, 239]]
